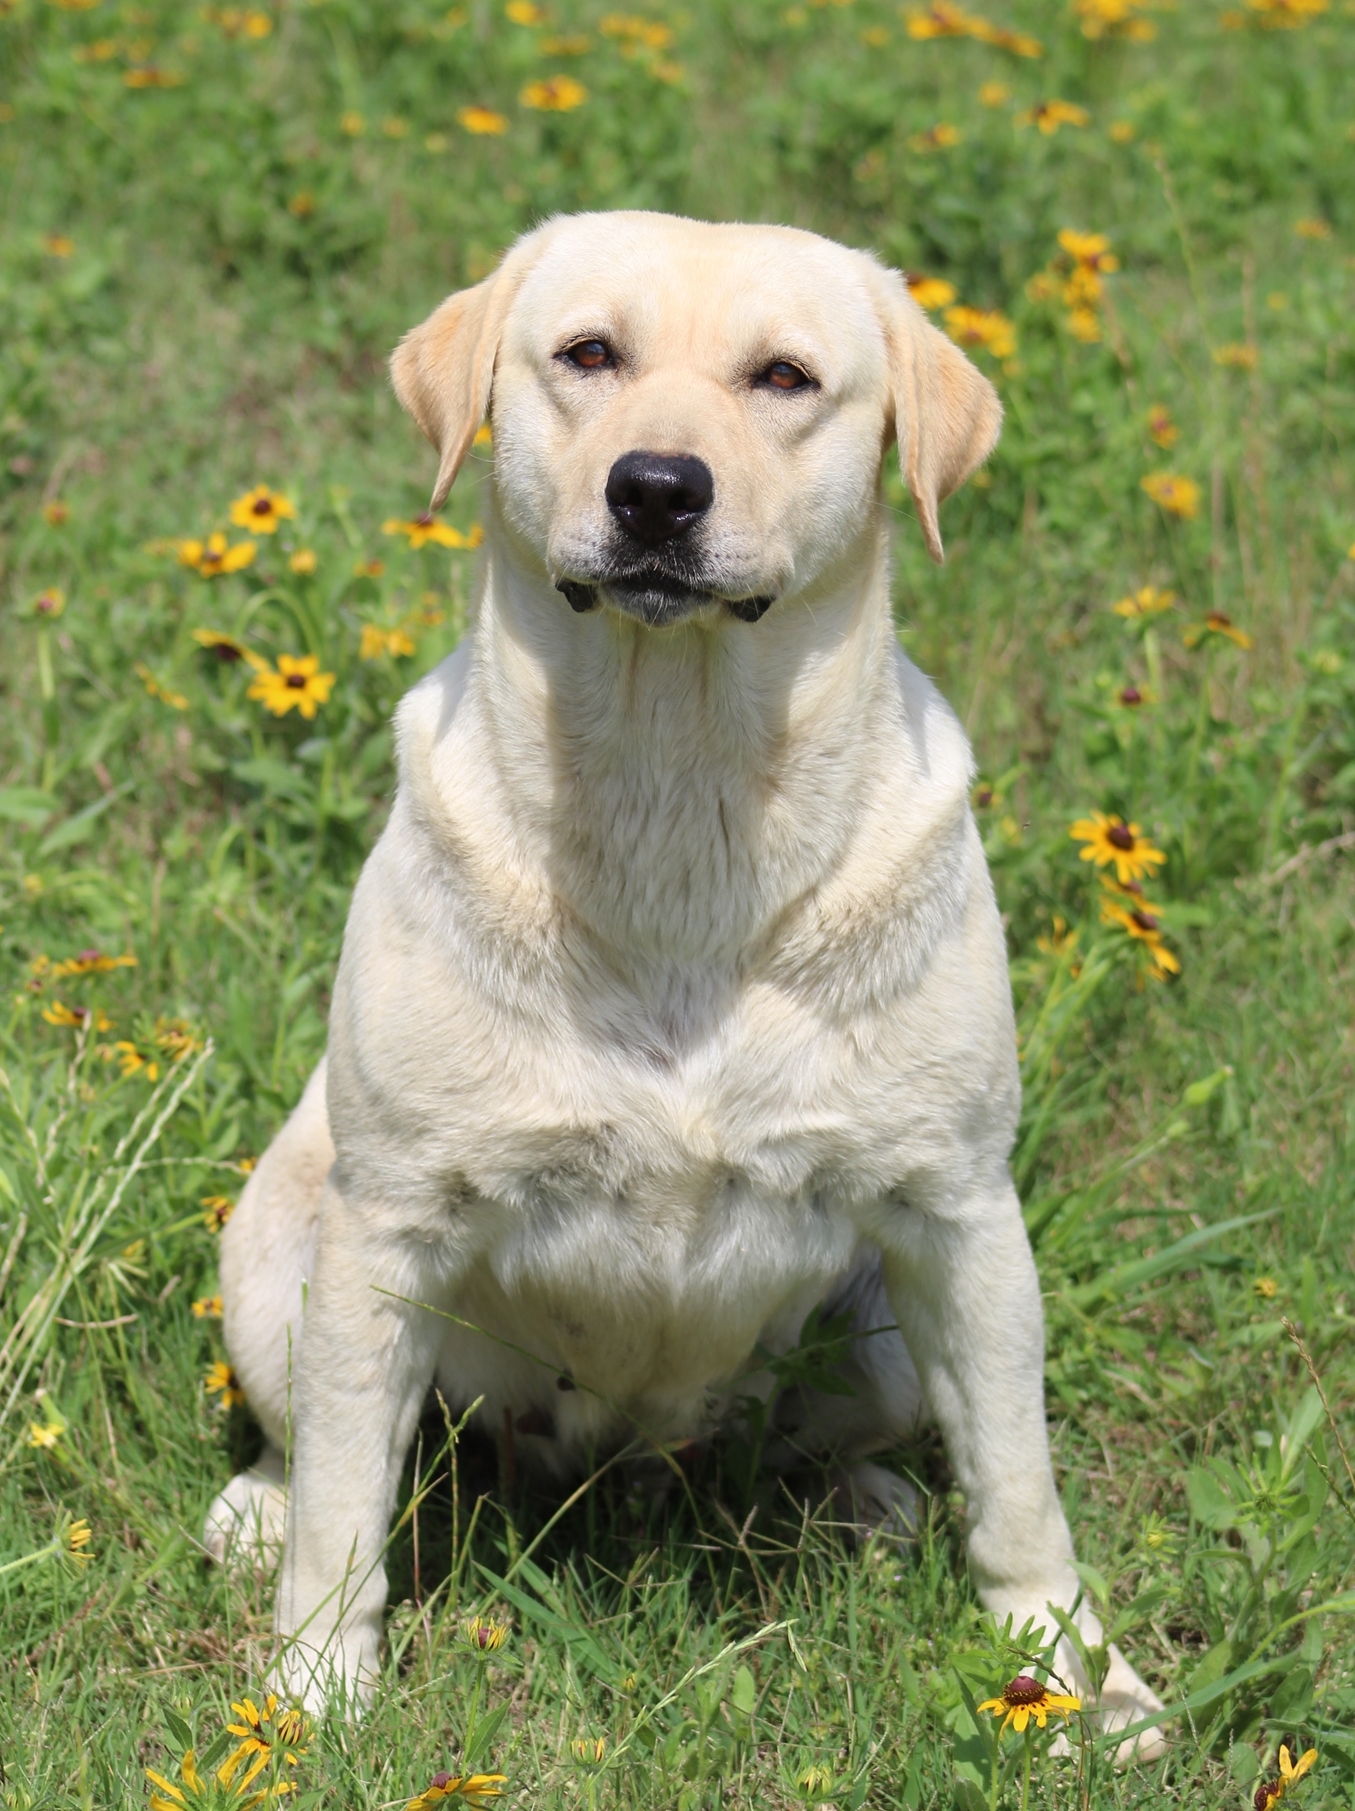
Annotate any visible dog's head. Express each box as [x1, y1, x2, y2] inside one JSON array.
[[391, 212, 999, 628]]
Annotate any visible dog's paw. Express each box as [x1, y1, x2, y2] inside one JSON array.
[[1093, 1644, 1166, 1764], [832, 1460, 919, 1540], [203, 1447, 287, 1565]]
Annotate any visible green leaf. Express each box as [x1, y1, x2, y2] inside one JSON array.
[[461, 1699, 511, 1772], [1107, 1581, 1170, 1645], [731, 1665, 756, 1717], [162, 1709, 192, 1751], [1186, 1466, 1237, 1531], [1188, 1639, 1234, 1692], [37, 780, 135, 855], [0, 786, 58, 827], [1066, 1211, 1276, 1308], [231, 756, 313, 801]]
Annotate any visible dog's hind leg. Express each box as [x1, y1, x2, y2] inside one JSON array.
[[204, 1058, 332, 1563]]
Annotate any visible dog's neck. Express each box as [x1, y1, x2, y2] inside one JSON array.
[[458, 508, 899, 974]]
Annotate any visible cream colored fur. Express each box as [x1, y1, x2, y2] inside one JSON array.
[[207, 211, 1164, 1756]]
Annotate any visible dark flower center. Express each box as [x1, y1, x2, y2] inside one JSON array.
[[1120, 685, 1142, 704], [78, 949, 102, 962], [285, 673, 307, 688], [1130, 909, 1159, 931], [975, 786, 994, 807], [214, 642, 242, 662], [1255, 1783, 1279, 1811], [252, 497, 273, 515], [431, 1773, 453, 1790], [1107, 824, 1135, 850], [1003, 1675, 1046, 1705], [415, 511, 435, 527]]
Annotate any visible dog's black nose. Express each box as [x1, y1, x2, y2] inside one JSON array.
[[605, 452, 713, 546]]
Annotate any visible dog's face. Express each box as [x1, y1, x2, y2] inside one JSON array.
[[391, 212, 1001, 627]]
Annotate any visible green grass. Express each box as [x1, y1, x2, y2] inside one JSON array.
[[2, 0, 1355, 1804]]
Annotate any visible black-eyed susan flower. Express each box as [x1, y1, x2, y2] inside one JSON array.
[[28, 1418, 64, 1448], [507, 0, 545, 19], [795, 1763, 835, 1799], [289, 548, 317, 574], [360, 625, 416, 660], [42, 232, 75, 257], [247, 653, 336, 720], [1183, 610, 1253, 650], [520, 74, 588, 109], [462, 1614, 510, 1651], [1214, 342, 1259, 369], [1017, 99, 1089, 133], [1253, 1275, 1279, 1298], [1141, 472, 1201, 519], [906, 274, 958, 310], [54, 947, 136, 979], [42, 999, 112, 1030], [979, 80, 1010, 104], [206, 1361, 245, 1408], [229, 486, 295, 534], [1070, 811, 1166, 885], [570, 1737, 607, 1765], [382, 513, 482, 550], [43, 500, 69, 525], [192, 627, 263, 666], [977, 1674, 1081, 1735], [1112, 585, 1175, 620], [110, 1040, 159, 1080], [178, 532, 257, 577], [1255, 1743, 1318, 1810], [943, 305, 1016, 359], [1147, 404, 1179, 448], [458, 105, 509, 133], [63, 1517, 93, 1564], [406, 1773, 508, 1809], [202, 1195, 235, 1232], [32, 586, 65, 618], [192, 1295, 224, 1318], [1073, 0, 1154, 38], [1294, 216, 1331, 237], [1100, 884, 1181, 978], [219, 1695, 310, 1792], [148, 1744, 298, 1810], [908, 122, 961, 152]]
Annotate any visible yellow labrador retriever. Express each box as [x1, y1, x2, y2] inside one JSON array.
[[206, 210, 1163, 1750]]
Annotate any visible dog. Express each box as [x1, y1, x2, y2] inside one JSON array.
[[205, 209, 1164, 1753]]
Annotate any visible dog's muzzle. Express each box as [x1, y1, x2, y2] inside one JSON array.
[[559, 450, 774, 625]]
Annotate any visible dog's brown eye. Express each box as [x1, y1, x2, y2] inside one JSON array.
[[563, 339, 613, 370], [761, 360, 812, 390]]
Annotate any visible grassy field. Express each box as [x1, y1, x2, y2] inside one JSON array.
[[2, 0, 1355, 1804]]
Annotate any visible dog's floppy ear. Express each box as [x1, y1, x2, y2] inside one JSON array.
[[874, 267, 1002, 564], [390, 256, 523, 512]]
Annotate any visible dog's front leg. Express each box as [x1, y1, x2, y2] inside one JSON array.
[[876, 1169, 1164, 1753], [275, 1177, 449, 1712]]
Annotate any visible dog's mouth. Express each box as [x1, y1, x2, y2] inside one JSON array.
[[557, 561, 775, 627]]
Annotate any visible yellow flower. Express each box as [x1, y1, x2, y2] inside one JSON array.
[[206, 1361, 245, 1408], [1073, 0, 1153, 37], [178, 532, 257, 577], [288, 190, 316, 217], [1113, 681, 1156, 707], [360, 624, 417, 660], [383, 116, 409, 137], [977, 1674, 1081, 1735], [1141, 472, 1201, 518], [192, 1295, 224, 1318], [33, 585, 66, 618], [473, 423, 493, 448], [978, 80, 1010, 105], [1255, 1744, 1319, 1810], [943, 305, 1017, 360], [123, 65, 185, 88], [43, 499, 70, 524], [193, 627, 265, 667], [1252, 1275, 1278, 1298], [907, 275, 958, 311], [904, 1, 1042, 51], [458, 104, 510, 134], [220, 1695, 310, 1790], [229, 486, 294, 534], [542, 32, 592, 52], [1067, 307, 1101, 342], [42, 999, 107, 1029], [1147, 403, 1178, 448], [64, 1518, 93, 1563], [406, 1773, 508, 1810], [382, 513, 480, 549], [354, 558, 385, 577], [1017, 99, 1089, 133], [52, 947, 136, 979], [506, 0, 545, 18], [340, 110, 366, 135], [289, 548, 318, 574], [1071, 811, 1165, 884], [908, 122, 961, 151], [1213, 342, 1259, 369], [1109, 119, 1135, 141], [111, 1040, 159, 1080], [520, 74, 588, 109], [147, 1743, 298, 1810], [28, 1419, 64, 1448], [571, 1736, 607, 1764], [202, 1195, 235, 1231], [1058, 229, 1118, 272], [462, 1613, 510, 1651], [136, 664, 191, 711], [1294, 216, 1331, 238], [1100, 885, 1180, 978], [600, 13, 675, 47], [798, 1765, 834, 1796], [1183, 610, 1253, 650], [42, 232, 75, 256], [247, 653, 336, 720]]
